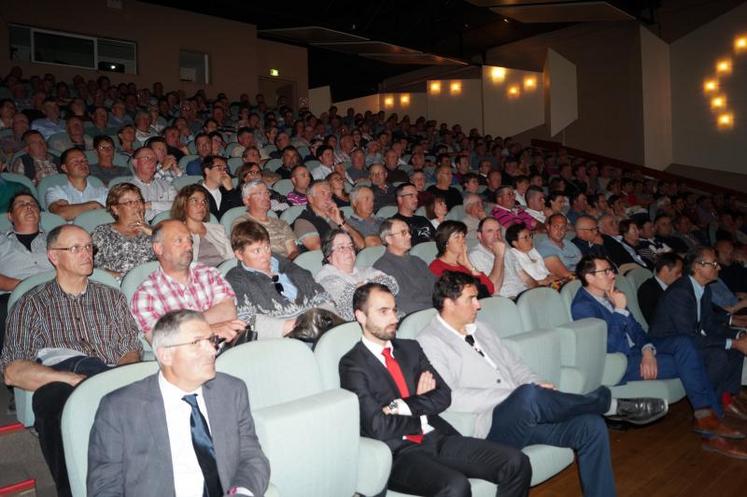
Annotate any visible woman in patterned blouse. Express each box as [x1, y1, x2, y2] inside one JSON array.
[[92, 183, 155, 280]]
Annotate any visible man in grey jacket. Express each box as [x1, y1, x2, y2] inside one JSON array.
[[87, 310, 270, 497], [416, 271, 668, 497]]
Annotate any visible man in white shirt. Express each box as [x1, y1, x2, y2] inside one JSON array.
[[88, 309, 270, 497], [524, 186, 546, 224], [467, 217, 506, 295], [417, 271, 668, 497], [46, 148, 108, 221], [130, 146, 178, 221]]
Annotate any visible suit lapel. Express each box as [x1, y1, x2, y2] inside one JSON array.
[[144, 375, 177, 497], [203, 377, 231, 489], [356, 340, 409, 398]]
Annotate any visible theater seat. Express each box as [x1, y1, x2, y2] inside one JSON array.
[[273, 179, 294, 196], [294, 249, 323, 276], [61, 361, 160, 497], [410, 241, 437, 265], [355, 245, 386, 268], [73, 209, 115, 233], [217, 339, 391, 497], [625, 266, 653, 291], [1, 172, 37, 199]]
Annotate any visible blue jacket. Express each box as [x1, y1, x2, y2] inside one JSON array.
[[571, 287, 649, 355]]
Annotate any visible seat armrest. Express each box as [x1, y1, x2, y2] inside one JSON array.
[[357, 437, 392, 496], [601, 353, 627, 386]]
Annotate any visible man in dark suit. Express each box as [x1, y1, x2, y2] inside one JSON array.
[[637, 253, 684, 325], [200, 155, 243, 219], [88, 310, 270, 497], [649, 247, 747, 419], [340, 283, 532, 497]]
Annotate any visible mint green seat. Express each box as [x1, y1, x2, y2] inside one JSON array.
[[355, 245, 386, 268]]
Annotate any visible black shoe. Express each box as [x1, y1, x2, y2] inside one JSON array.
[[607, 397, 668, 425]]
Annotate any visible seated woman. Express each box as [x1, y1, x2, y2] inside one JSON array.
[[500, 223, 563, 298], [116, 124, 137, 157], [92, 183, 154, 280], [328, 171, 351, 207], [226, 220, 335, 339], [429, 220, 495, 298], [315, 229, 399, 320], [425, 194, 448, 229], [345, 185, 384, 247], [170, 184, 233, 267]]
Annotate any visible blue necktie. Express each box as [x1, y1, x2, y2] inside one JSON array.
[[182, 394, 223, 497]]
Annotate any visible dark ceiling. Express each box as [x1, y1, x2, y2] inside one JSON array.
[[146, 1, 663, 101]]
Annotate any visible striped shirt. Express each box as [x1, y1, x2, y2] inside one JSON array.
[[130, 263, 236, 335], [490, 205, 537, 230], [1, 280, 142, 373]]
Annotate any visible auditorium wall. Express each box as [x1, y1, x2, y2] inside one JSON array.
[[0, 0, 308, 101]]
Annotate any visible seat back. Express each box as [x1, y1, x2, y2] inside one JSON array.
[[1, 172, 37, 199], [625, 266, 653, 291], [218, 258, 238, 276], [37, 174, 69, 209], [314, 322, 363, 390], [375, 205, 398, 218], [107, 175, 134, 188], [73, 209, 115, 233], [177, 154, 199, 170], [265, 158, 282, 171], [559, 279, 582, 312], [41, 211, 67, 232], [62, 361, 160, 497], [220, 206, 248, 235], [294, 249, 323, 276], [516, 287, 571, 330], [409, 241, 437, 265], [445, 204, 465, 221], [8, 269, 120, 312], [476, 297, 526, 338], [280, 204, 304, 224], [216, 339, 323, 410], [121, 261, 160, 305], [397, 307, 438, 339], [172, 175, 202, 191], [615, 274, 648, 331], [273, 178, 294, 196], [355, 245, 386, 268], [228, 157, 244, 175]]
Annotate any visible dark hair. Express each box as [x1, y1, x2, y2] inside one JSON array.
[[286, 308, 345, 349], [194, 132, 210, 144], [230, 219, 270, 252], [93, 134, 114, 149], [477, 216, 499, 233], [685, 246, 715, 275], [432, 271, 478, 311], [654, 252, 683, 274], [504, 222, 528, 248], [576, 255, 615, 286], [546, 191, 565, 207], [171, 184, 211, 222], [618, 219, 635, 237], [60, 147, 83, 166], [434, 220, 467, 257], [425, 194, 446, 221], [8, 191, 37, 211], [145, 136, 167, 147], [316, 144, 333, 160], [394, 182, 415, 197], [352, 282, 392, 315], [321, 228, 349, 264], [461, 172, 480, 187], [200, 155, 227, 177]]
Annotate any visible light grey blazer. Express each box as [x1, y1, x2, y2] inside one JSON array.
[[87, 372, 271, 497], [416, 315, 543, 438]]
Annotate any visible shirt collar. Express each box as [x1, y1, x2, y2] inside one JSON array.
[[654, 275, 668, 290], [158, 371, 203, 400], [436, 314, 477, 338], [361, 334, 392, 358], [240, 256, 278, 274]]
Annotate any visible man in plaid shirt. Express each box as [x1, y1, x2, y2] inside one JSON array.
[[130, 220, 245, 342]]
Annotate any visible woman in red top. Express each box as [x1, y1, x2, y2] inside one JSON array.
[[429, 220, 495, 297]]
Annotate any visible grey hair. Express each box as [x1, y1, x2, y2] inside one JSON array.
[[378, 218, 398, 246], [307, 180, 330, 198], [463, 193, 482, 208], [350, 185, 373, 205], [241, 179, 266, 198], [151, 309, 207, 354]]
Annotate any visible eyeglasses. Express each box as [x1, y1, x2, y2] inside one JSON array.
[[118, 199, 144, 207], [332, 244, 356, 252], [271, 274, 285, 294], [589, 267, 616, 275], [162, 334, 224, 350], [698, 260, 720, 269], [50, 243, 94, 254], [390, 229, 410, 237]]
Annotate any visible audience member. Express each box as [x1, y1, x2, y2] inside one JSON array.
[[340, 282, 532, 497], [462, 193, 486, 242], [170, 184, 232, 266], [467, 217, 506, 295], [293, 180, 364, 252], [92, 183, 154, 280], [424, 194, 448, 230], [523, 186, 546, 225], [87, 309, 270, 497], [391, 182, 435, 246], [88, 135, 129, 184], [10, 129, 59, 185], [491, 186, 537, 230], [226, 221, 333, 339], [199, 155, 242, 219], [1, 224, 141, 497], [130, 220, 244, 341], [129, 146, 178, 221], [535, 213, 583, 278], [373, 218, 437, 315], [346, 185, 384, 247], [637, 252, 684, 325], [427, 165, 463, 211], [430, 221, 495, 297], [315, 229, 398, 320], [46, 148, 108, 221], [501, 223, 560, 298], [47, 115, 92, 153], [287, 164, 311, 206], [31, 97, 65, 140], [715, 239, 747, 294], [185, 133, 212, 175], [369, 163, 397, 210]]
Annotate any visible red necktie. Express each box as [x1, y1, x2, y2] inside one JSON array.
[[382, 347, 423, 444]]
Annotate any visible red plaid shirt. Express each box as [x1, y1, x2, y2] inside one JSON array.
[[130, 263, 236, 336]]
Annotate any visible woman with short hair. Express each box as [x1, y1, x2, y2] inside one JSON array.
[[170, 184, 232, 266]]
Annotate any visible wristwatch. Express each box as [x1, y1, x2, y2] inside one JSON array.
[[388, 400, 399, 414]]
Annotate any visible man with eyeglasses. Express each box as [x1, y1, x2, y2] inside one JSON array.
[[131, 220, 244, 343], [649, 249, 747, 433], [88, 309, 270, 497], [572, 254, 747, 459], [392, 183, 435, 246], [372, 218, 437, 315], [2, 224, 142, 496], [490, 186, 536, 230], [199, 155, 242, 219], [46, 148, 109, 221], [130, 145, 178, 221]]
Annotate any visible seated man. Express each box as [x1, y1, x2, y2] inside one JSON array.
[[715, 239, 747, 295], [573, 255, 747, 457], [287, 164, 310, 206], [649, 248, 747, 421], [10, 129, 59, 185], [146, 136, 184, 183], [427, 165, 463, 211], [199, 155, 242, 219], [185, 133, 212, 175], [340, 282, 532, 497], [129, 146, 178, 221], [2, 224, 141, 497], [391, 182, 435, 246], [46, 148, 108, 221], [373, 218, 437, 315], [467, 217, 506, 295], [131, 220, 244, 342], [369, 163, 397, 211], [535, 213, 583, 279], [0, 192, 54, 349], [226, 221, 333, 339], [523, 186, 547, 225], [233, 179, 298, 259], [637, 252, 684, 325], [31, 97, 65, 140], [345, 185, 384, 247], [293, 180, 364, 252], [47, 115, 92, 153], [88, 135, 129, 184], [417, 271, 668, 497], [490, 186, 536, 230], [462, 193, 486, 243], [88, 309, 270, 497]]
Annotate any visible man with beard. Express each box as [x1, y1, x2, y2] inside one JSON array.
[[130, 220, 244, 342]]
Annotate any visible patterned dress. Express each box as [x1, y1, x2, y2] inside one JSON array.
[[92, 224, 155, 280]]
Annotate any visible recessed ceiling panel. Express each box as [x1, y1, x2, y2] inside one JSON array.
[[259, 26, 367, 44], [490, 2, 634, 23]]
